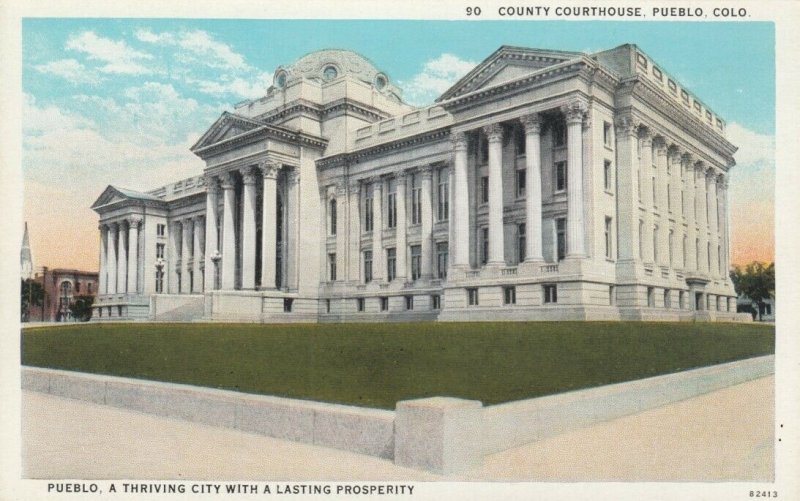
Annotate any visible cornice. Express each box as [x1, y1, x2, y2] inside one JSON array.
[[317, 127, 451, 170], [193, 122, 328, 159]]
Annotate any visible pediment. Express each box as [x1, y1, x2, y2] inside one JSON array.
[[91, 185, 163, 211], [190, 111, 266, 153], [438, 46, 580, 102]]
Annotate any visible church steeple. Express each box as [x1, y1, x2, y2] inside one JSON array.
[[21, 222, 33, 280]]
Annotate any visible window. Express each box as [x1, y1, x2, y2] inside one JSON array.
[[604, 160, 613, 191], [552, 121, 566, 147], [667, 184, 672, 212], [363, 251, 373, 283], [556, 218, 567, 261], [386, 248, 396, 281], [155, 270, 164, 293], [647, 287, 655, 307], [653, 225, 659, 263], [326, 299, 331, 313], [410, 245, 422, 281], [284, 298, 293, 312], [411, 174, 421, 225], [605, 217, 613, 259], [515, 127, 526, 155], [356, 298, 365, 312], [431, 294, 441, 310], [75, 282, 81, 293], [380, 297, 389, 311], [543, 284, 557, 304], [481, 227, 489, 265], [669, 230, 674, 266], [480, 176, 489, 204], [664, 289, 671, 309], [517, 223, 526, 263], [603, 121, 612, 147], [467, 288, 479, 306], [364, 194, 373, 232], [157, 224, 166, 237], [516, 169, 526, 197], [328, 253, 337, 281], [555, 161, 567, 192], [504, 286, 517, 305], [387, 179, 397, 228], [437, 169, 449, 221], [156, 243, 165, 259], [405, 295, 414, 310], [329, 199, 337, 235], [609, 285, 615, 305], [679, 291, 685, 309], [437, 242, 448, 279], [639, 220, 645, 259], [88, 283, 93, 294]]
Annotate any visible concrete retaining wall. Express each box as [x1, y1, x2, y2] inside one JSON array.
[[150, 294, 204, 321]]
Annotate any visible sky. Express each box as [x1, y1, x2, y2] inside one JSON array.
[[20, 19, 775, 271]]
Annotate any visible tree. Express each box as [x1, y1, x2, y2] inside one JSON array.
[[21, 279, 44, 322], [730, 261, 775, 321], [69, 295, 95, 322]]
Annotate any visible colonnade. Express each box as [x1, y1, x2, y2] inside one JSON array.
[[98, 215, 141, 295]]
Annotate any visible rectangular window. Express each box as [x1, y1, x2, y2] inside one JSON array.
[[405, 295, 414, 310], [516, 127, 526, 155], [604, 160, 613, 191], [543, 284, 557, 304], [386, 248, 396, 282], [155, 271, 164, 293], [664, 289, 671, 309], [647, 287, 655, 307], [329, 199, 337, 235], [431, 294, 441, 310], [363, 194, 373, 232], [356, 298, 365, 312], [480, 176, 489, 204], [553, 122, 566, 147], [504, 286, 517, 305], [467, 288, 479, 306], [328, 253, 337, 281], [326, 299, 331, 313], [516, 169, 526, 198], [363, 250, 373, 283], [556, 218, 567, 261], [555, 161, 567, 192], [669, 230, 674, 266], [517, 223, 526, 263], [411, 174, 422, 225], [481, 227, 489, 265], [603, 121, 612, 147], [284, 298, 293, 312], [437, 242, 448, 279], [156, 243, 165, 259], [437, 169, 449, 221], [156, 224, 166, 237], [605, 217, 613, 259], [410, 245, 422, 281], [387, 179, 397, 228], [609, 285, 615, 305], [667, 184, 672, 212], [380, 297, 388, 311]]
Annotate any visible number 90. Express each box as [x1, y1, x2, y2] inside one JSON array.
[[466, 6, 482, 16]]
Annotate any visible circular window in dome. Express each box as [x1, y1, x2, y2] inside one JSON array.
[[375, 74, 387, 90], [323, 65, 338, 81], [275, 71, 287, 88]]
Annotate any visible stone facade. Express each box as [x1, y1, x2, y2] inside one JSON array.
[[91, 45, 743, 322]]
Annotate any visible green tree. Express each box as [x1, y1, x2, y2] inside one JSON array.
[[69, 295, 95, 322], [21, 279, 45, 322], [730, 261, 775, 321]]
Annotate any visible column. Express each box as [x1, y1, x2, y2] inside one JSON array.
[[654, 138, 669, 266], [335, 181, 347, 282], [420, 166, 433, 279], [614, 114, 640, 261], [168, 221, 180, 293], [348, 181, 361, 282], [640, 131, 655, 263], [221, 171, 237, 290], [563, 100, 587, 257], [117, 221, 127, 295], [260, 163, 279, 289], [193, 216, 204, 293], [107, 223, 117, 294], [396, 170, 408, 280], [127, 215, 141, 294], [722, 177, 731, 278], [484, 123, 505, 265], [451, 132, 469, 268], [707, 171, 719, 277], [695, 163, 708, 273], [286, 169, 300, 289], [98, 225, 107, 295], [204, 178, 219, 291], [683, 154, 697, 271], [180, 219, 191, 294], [521, 114, 543, 263], [371, 178, 384, 282], [240, 167, 257, 290]]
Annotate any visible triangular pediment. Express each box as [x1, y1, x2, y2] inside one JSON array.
[[91, 185, 163, 211], [190, 111, 267, 153], [437, 46, 581, 102]]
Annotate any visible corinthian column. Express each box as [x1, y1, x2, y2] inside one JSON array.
[[348, 181, 361, 282], [117, 221, 128, 294], [614, 114, 640, 262], [180, 219, 191, 294], [127, 215, 141, 293], [107, 223, 118, 294], [707, 170, 719, 277], [450, 132, 469, 268], [240, 167, 257, 290], [193, 216, 204, 293], [420, 166, 433, 279], [683, 155, 697, 271], [204, 177, 219, 291], [654, 138, 669, 266], [484, 123, 505, 265], [640, 131, 654, 263], [371, 178, 384, 282], [260, 163, 279, 289], [99, 224, 107, 295], [395, 170, 408, 281], [695, 163, 708, 273], [221, 171, 237, 290], [521, 114, 543, 263], [563, 99, 587, 257]]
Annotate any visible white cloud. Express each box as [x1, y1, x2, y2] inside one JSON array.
[[33, 59, 102, 85], [726, 122, 775, 168], [187, 72, 271, 99], [66, 31, 154, 75], [400, 53, 478, 106], [22, 94, 94, 134], [136, 28, 250, 71]]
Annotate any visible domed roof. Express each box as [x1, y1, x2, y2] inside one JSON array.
[[272, 49, 401, 101]]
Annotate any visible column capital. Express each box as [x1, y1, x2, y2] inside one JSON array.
[[450, 131, 467, 151], [286, 168, 300, 187], [259, 162, 280, 179], [396, 169, 408, 182], [206, 178, 220, 196], [681, 152, 694, 168], [127, 215, 143, 227], [193, 214, 205, 224], [220, 171, 236, 189], [614, 114, 639, 138], [653, 136, 668, 155], [348, 181, 361, 196], [482, 123, 503, 143], [240, 166, 257, 185], [519, 113, 542, 134], [335, 180, 348, 196], [705, 167, 717, 180], [561, 98, 588, 125], [640, 136, 653, 148], [417, 165, 434, 179], [720, 175, 729, 189]]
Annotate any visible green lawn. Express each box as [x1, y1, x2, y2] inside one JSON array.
[[21, 322, 774, 409]]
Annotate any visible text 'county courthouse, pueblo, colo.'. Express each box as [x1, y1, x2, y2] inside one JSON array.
[[91, 44, 747, 323]]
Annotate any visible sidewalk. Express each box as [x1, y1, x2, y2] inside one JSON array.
[[21, 376, 774, 481]]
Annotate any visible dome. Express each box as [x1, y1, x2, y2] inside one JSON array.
[[272, 49, 402, 101]]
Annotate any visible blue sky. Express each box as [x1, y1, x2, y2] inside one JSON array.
[[21, 19, 775, 269]]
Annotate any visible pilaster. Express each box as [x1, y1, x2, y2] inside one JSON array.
[[450, 132, 469, 269], [127, 215, 142, 294], [419, 166, 434, 279], [395, 170, 408, 281], [563, 99, 587, 258]]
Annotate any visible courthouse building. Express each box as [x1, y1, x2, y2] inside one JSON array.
[[91, 44, 744, 322]]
